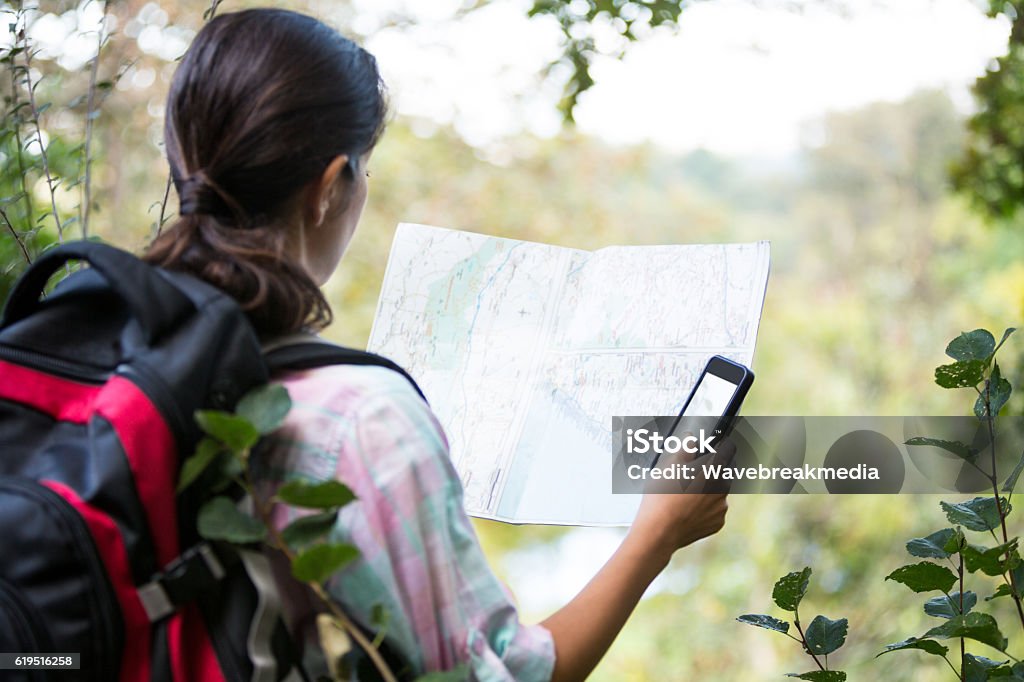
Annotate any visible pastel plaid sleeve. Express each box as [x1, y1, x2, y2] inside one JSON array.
[[262, 364, 556, 681]]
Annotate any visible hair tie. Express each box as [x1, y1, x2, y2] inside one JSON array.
[[177, 169, 247, 226]]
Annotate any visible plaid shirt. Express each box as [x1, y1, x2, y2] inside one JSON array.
[[254, 363, 556, 681]]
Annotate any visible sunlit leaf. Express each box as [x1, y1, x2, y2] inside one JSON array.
[[923, 612, 1008, 652], [803, 615, 847, 656], [277, 480, 357, 509], [195, 409, 259, 452], [236, 383, 292, 434], [924, 591, 977, 619], [292, 542, 359, 584], [885, 562, 957, 593], [946, 329, 996, 362], [737, 614, 790, 634], [772, 567, 811, 612], [197, 496, 266, 544]]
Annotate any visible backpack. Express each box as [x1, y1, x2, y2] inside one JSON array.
[[0, 241, 422, 681]]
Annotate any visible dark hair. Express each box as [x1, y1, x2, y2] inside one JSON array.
[[145, 8, 388, 337]]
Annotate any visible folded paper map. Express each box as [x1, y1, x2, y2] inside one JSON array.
[[367, 223, 771, 525]]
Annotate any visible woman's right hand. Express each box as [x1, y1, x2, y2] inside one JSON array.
[[542, 438, 734, 681], [626, 438, 734, 562]]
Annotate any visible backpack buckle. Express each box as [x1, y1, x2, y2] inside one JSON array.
[[137, 581, 175, 622], [136, 542, 230, 622]]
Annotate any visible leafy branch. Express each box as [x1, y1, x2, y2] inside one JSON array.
[[180, 383, 467, 682], [738, 566, 849, 681], [20, 33, 66, 245], [884, 327, 1024, 681], [81, 0, 110, 239], [154, 0, 224, 237]]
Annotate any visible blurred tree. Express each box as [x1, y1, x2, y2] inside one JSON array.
[[526, 0, 688, 121], [952, 0, 1024, 220], [521, 0, 873, 122]]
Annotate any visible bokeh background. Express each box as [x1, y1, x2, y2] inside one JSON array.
[[3, 0, 1024, 678]]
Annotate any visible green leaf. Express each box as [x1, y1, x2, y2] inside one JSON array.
[[370, 603, 391, 648], [195, 410, 260, 452], [413, 665, 470, 682], [905, 437, 978, 462], [986, 584, 1015, 602], [965, 653, 1009, 682], [923, 612, 1008, 651], [197, 496, 266, 544], [281, 510, 338, 550], [941, 497, 1010, 532], [784, 672, 846, 682], [291, 542, 359, 584], [976, 363, 1012, 420], [277, 480, 357, 509], [236, 383, 292, 434], [924, 591, 977, 619], [207, 451, 245, 492], [946, 329, 996, 362], [803, 615, 847, 656], [935, 360, 986, 389], [906, 528, 958, 559], [963, 541, 1020, 576], [885, 562, 957, 593], [876, 637, 950, 658], [736, 614, 790, 634], [991, 661, 1024, 679], [772, 567, 811, 612], [993, 328, 1017, 357], [944, 527, 967, 554], [177, 437, 222, 492], [370, 602, 391, 631], [1002, 453, 1024, 493]]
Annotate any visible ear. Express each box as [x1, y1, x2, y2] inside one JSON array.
[[304, 154, 350, 227]]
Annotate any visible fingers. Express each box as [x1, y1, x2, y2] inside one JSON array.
[[684, 437, 736, 495], [640, 436, 737, 495]]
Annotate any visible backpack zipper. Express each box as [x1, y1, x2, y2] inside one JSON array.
[[117, 362, 191, 450], [0, 344, 110, 384], [0, 478, 120, 678], [0, 342, 191, 447]]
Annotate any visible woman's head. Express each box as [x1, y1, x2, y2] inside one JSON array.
[[145, 8, 387, 337]]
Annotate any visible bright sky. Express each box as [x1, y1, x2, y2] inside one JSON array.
[[14, 0, 1011, 158], [353, 0, 1010, 157]]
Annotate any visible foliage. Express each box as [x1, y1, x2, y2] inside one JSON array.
[[743, 328, 1024, 680], [183, 382, 466, 681], [738, 566, 849, 680], [526, 0, 687, 120], [878, 328, 1024, 680], [0, 2, 124, 300], [952, 1, 1024, 220]]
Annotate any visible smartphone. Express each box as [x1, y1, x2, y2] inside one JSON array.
[[669, 355, 754, 447]]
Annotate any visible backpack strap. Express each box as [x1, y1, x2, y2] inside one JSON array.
[[2, 240, 194, 345], [262, 336, 427, 403], [136, 542, 238, 622]]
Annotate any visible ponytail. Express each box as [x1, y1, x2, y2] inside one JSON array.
[[145, 214, 331, 338]]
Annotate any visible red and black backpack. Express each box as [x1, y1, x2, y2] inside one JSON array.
[[0, 241, 421, 681]]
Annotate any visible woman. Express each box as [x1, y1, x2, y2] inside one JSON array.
[[145, 8, 729, 681]]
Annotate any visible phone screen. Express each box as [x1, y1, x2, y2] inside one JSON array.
[[681, 372, 739, 417]]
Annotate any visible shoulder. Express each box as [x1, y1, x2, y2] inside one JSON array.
[[274, 363, 449, 455], [270, 362, 458, 518], [276, 363, 422, 416]]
